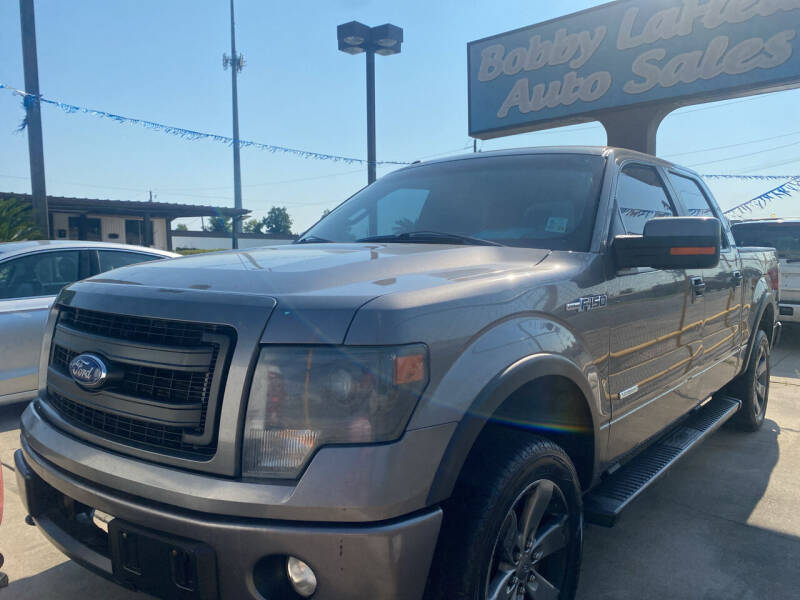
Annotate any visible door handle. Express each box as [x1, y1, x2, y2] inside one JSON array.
[[690, 276, 706, 296], [732, 271, 743, 286]]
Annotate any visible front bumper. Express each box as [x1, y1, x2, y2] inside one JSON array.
[[16, 440, 442, 600]]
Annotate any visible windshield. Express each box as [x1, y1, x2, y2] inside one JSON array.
[[301, 154, 605, 252], [732, 222, 800, 260]]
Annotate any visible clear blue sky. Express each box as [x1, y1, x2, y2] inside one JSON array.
[[2, 0, 800, 232]]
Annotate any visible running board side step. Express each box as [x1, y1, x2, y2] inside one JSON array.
[[584, 396, 741, 527]]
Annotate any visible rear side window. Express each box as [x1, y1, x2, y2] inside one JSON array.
[[732, 223, 800, 260], [97, 250, 161, 273], [616, 165, 676, 235]]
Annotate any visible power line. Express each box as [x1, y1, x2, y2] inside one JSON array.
[[157, 167, 370, 192], [687, 140, 800, 167], [663, 130, 800, 159], [734, 156, 800, 172]]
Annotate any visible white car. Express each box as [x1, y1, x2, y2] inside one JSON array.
[[0, 241, 177, 405], [732, 218, 800, 324]]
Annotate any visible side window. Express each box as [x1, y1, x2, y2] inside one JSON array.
[[616, 164, 677, 235], [97, 250, 161, 274], [0, 250, 80, 300], [667, 172, 730, 248]]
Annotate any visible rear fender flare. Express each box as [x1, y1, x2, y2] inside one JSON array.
[[741, 287, 777, 372]]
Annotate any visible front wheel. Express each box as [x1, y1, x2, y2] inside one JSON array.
[[426, 431, 583, 600]]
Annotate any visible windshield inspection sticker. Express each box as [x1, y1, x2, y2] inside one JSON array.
[[545, 217, 568, 233]]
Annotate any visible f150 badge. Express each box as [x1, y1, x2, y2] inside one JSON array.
[[566, 295, 607, 313]]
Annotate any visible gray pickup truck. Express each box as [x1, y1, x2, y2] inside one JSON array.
[[16, 147, 780, 600]]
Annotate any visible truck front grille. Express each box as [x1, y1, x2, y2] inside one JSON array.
[[47, 392, 214, 458], [58, 306, 215, 347], [43, 306, 233, 461], [51, 345, 218, 408]]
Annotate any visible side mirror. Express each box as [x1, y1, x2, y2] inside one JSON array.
[[613, 217, 721, 270]]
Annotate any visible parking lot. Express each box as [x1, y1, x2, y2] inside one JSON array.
[[1, 334, 798, 599]]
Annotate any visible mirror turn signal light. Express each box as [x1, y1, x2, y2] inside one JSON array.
[[670, 246, 716, 256]]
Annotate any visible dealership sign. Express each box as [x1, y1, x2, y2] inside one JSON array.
[[468, 0, 800, 139]]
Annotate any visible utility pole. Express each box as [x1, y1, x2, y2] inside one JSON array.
[[366, 48, 376, 184], [223, 0, 245, 249], [149, 190, 154, 202], [19, 0, 48, 238]]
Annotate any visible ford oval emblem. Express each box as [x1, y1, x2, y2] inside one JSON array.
[[69, 353, 109, 390]]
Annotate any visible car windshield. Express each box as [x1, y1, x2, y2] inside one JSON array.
[[301, 153, 605, 252], [732, 222, 800, 260]]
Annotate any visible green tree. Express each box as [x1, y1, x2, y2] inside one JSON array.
[[263, 206, 293, 235], [204, 216, 231, 233], [243, 218, 264, 234], [174, 223, 189, 231], [0, 197, 41, 242]]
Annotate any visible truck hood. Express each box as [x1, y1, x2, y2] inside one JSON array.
[[85, 243, 551, 343], [89, 243, 551, 297]]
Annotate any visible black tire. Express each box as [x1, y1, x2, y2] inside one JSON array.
[[730, 329, 770, 432], [426, 429, 582, 600]]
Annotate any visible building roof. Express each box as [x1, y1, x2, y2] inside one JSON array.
[[2, 193, 250, 219]]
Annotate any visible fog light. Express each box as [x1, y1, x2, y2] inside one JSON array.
[[287, 556, 317, 597]]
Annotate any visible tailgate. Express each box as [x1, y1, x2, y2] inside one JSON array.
[[781, 259, 800, 303]]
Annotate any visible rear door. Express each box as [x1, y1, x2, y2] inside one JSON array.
[[606, 163, 702, 458], [666, 171, 742, 398]]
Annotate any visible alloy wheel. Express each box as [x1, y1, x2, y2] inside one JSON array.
[[485, 479, 571, 600], [754, 345, 769, 418]]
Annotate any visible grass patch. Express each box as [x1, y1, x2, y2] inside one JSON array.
[[175, 248, 226, 255]]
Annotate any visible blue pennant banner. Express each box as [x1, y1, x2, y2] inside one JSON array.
[[3, 83, 800, 191], [702, 173, 800, 181], [1, 83, 409, 167], [723, 178, 800, 217]]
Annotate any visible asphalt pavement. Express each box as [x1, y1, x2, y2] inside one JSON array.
[[1, 332, 799, 599]]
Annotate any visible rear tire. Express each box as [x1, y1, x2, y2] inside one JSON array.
[[730, 329, 770, 432], [426, 429, 583, 600]]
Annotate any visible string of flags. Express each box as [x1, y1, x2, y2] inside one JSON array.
[[0, 83, 409, 167], [723, 177, 800, 218], [2, 82, 800, 216], [702, 173, 800, 181]]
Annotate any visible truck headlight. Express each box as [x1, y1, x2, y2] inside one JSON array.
[[242, 344, 428, 479]]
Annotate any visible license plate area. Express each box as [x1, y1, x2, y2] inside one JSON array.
[[109, 520, 218, 600]]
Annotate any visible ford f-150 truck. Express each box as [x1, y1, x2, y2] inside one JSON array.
[[16, 147, 780, 600]]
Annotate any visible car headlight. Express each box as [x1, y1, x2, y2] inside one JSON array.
[[242, 344, 428, 479]]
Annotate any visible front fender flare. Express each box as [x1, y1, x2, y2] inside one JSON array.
[[426, 353, 602, 505]]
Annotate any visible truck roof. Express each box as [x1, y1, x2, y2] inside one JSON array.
[[406, 145, 687, 172]]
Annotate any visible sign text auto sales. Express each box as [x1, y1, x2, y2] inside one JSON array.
[[467, 0, 800, 138]]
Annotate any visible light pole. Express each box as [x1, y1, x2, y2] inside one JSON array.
[[337, 22, 403, 185], [223, 0, 245, 248]]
